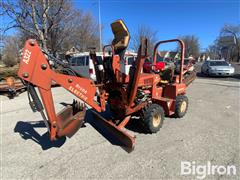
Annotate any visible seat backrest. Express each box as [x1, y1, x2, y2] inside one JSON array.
[[111, 20, 130, 52]]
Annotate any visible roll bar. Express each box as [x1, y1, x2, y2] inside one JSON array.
[[153, 39, 185, 83]]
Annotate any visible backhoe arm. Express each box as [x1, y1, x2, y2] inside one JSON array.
[[18, 39, 104, 140]]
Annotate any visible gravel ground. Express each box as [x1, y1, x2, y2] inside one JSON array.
[[0, 77, 239, 179]]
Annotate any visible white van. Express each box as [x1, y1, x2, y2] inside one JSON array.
[[121, 52, 137, 75], [68, 52, 137, 81], [68, 52, 103, 81]]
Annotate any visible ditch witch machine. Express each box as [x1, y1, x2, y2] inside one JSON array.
[[18, 20, 189, 151]]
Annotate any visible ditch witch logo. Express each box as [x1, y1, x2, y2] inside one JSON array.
[[181, 161, 237, 179]]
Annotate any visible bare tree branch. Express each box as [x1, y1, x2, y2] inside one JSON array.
[[2, 0, 100, 54], [132, 25, 157, 55], [178, 35, 200, 58]]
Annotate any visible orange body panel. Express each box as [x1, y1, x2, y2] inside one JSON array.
[[163, 83, 186, 99], [137, 73, 160, 87], [18, 40, 102, 112]]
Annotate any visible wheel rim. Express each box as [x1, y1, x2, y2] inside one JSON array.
[[153, 113, 161, 127], [180, 101, 187, 113]]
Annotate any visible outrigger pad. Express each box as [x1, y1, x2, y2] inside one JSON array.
[[91, 110, 135, 151], [57, 106, 86, 138]]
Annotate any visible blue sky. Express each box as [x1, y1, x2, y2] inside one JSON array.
[[74, 0, 239, 51]]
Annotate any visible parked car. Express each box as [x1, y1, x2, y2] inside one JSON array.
[[201, 60, 235, 76], [175, 58, 194, 73]]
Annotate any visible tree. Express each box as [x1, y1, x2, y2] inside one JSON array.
[[2, 35, 21, 67], [1, 0, 100, 54], [219, 24, 240, 62], [178, 35, 200, 58], [0, 53, 2, 64], [132, 25, 157, 55], [60, 12, 100, 52], [0, 43, 3, 64], [206, 43, 221, 60], [206, 24, 240, 62]]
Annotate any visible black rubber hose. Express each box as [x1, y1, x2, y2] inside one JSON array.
[[28, 84, 44, 112]]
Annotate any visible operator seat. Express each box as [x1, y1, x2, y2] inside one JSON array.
[[103, 20, 130, 83], [111, 19, 130, 59]]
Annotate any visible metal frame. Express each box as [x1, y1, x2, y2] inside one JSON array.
[[18, 39, 148, 149], [153, 39, 185, 83], [17, 37, 191, 151]]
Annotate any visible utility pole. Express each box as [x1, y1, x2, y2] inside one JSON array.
[[98, 0, 102, 51]]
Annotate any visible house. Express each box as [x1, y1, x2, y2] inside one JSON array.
[[197, 53, 210, 62], [66, 46, 80, 56], [158, 51, 180, 61]]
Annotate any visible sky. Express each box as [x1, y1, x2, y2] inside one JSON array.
[[74, 0, 240, 51]]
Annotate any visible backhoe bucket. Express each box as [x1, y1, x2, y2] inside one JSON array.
[[57, 106, 86, 138], [91, 110, 135, 151]]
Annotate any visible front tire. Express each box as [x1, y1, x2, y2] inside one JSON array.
[[174, 95, 188, 118], [206, 69, 210, 76], [143, 104, 164, 133]]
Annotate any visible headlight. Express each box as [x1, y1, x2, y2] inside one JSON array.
[[230, 68, 235, 73]]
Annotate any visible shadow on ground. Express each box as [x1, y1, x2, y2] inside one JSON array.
[[14, 120, 66, 150], [232, 73, 240, 80], [196, 72, 240, 81], [14, 104, 144, 152], [84, 107, 142, 153]]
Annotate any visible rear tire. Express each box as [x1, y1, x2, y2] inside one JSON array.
[[143, 104, 164, 133], [174, 95, 188, 118]]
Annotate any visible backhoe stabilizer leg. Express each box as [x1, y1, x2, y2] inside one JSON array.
[[91, 110, 135, 151]]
